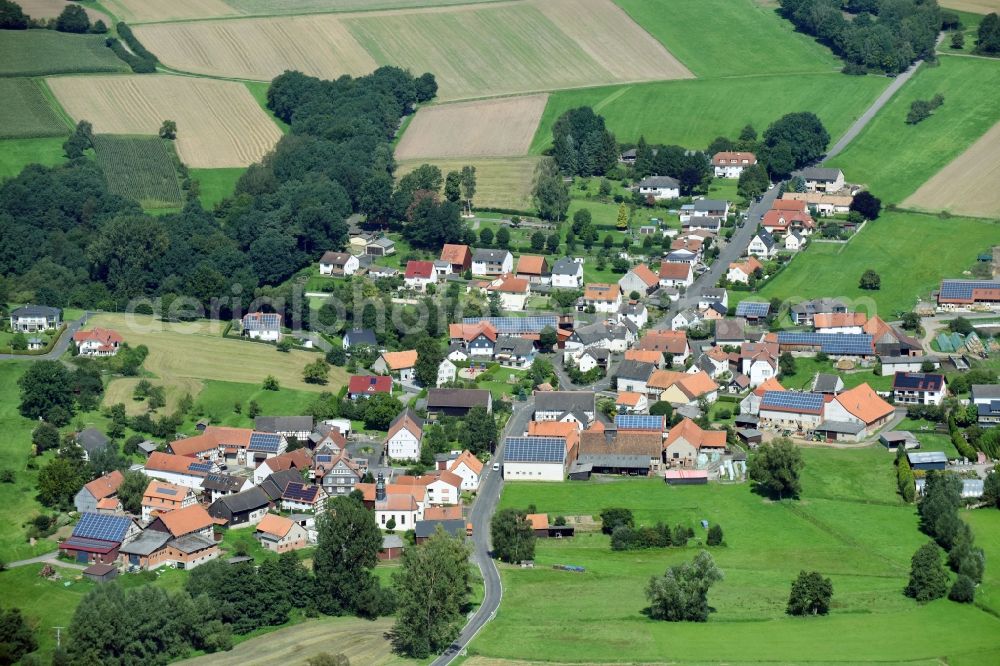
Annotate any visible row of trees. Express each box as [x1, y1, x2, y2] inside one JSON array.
[[906, 472, 985, 603], [778, 0, 941, 74], [611, 522, 723, 551]]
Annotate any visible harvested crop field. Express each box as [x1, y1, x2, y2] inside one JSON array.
[[17, 0, 109, 21], [47, 75, 283, 168], [398, 156, 541, 210], [134, 0, 690, 101], [178, 617, 399, 666], [0, 79, 68, 139], [903, 119, 1000, 218], [133, 14, 377, 81], [395, 94, 547, 160], [92, 135, 183, 208], [101, 0, 238, 22], [87, 313, 347, 393], [225, 0, 500, 17], [939, 0, 1000, 12], [0, 30, 127, 76]]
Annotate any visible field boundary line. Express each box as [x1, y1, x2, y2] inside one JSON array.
[[34, 78, 75, 132], [128, 0, 525, 25]]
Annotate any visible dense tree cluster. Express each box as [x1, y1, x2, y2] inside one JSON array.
[[551, 107, 619, 177], [1, 67, 432, 313], [906, 94, 944, 124], [779, 0, 941, 74], [629, 137, 712, 195], [610, 522, 695, 551], [645, 551, 723, 622]]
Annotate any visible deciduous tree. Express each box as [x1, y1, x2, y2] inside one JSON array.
[[491, 509, 535, 563], [646, 551, 723, 622], [786, 570, 833, 615], [314, 496, 385, 616], [905, 542, 948, 602], [391, 527, 471, 658], [748, 438, 804, 499]]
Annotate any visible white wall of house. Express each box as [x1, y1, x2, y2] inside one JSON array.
[[503, 461, 564, 482], [247, 329, 281, 342], [758, 408, 823, 430], [377, 509, 420, 529], [425, 479, 460, 505], [437, 359, 457, 387], [141, 469, 203, 490], [387, 428, 421, 461], [449, 463, 480, 491]]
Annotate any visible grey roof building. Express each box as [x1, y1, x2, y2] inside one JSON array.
[[534, 391, 595, 418], [76, 428, 111, 459], [254, 416, 314, 436], [812, 373, 844, 394], [616, 360, 655, 382], [343, 328, 378, 348], [551, 257, 582, 276]]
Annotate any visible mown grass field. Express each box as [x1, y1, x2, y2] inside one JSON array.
[[748, 212, 999, 316], [773, 356, 894, 392], [92, 135, 184, 209], [0, 30, 126, 76], [0, 78, 68, 139], [0, 364, 58, 562], [476, 448, 1000, 664], [87, 313, 347, 393], [529, 73, 890, 153], [191, 167, 246, 209], [614, 0, 841, 77], [397, 157, 541, 211], [827, 56, 1000, 205], [0, 136, 66, 179]]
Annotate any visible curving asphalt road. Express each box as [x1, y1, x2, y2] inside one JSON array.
[[432, 396, 535, 666], [0, 313, 89, 362]]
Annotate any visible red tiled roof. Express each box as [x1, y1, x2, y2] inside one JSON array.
[[637, 330, 688, 355], [628, 264, 659, 288], [83, 470, 124, 501], [711, 151, 757, 166], [73, 328, 123, 346], [659, 261, 692, 280], [440, 244, 471, 265], [348, 375, 393, 395], [516, 255, 548, 276], [405, 260, 434, 279], [156, 504, 213, 538]]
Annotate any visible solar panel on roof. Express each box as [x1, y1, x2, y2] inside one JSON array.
[[615, 415, 665, 431], [462, 316, 558, 334], [316, 454, 333, 463], [249, 433, 282, 453], [283, 482, 318, 501], [504, 437, 565, 464], [157, 486, 178, 496], [777, 332, 873, 355], [188, 462, 212, 473], [760, 391, 825, 412], [736, 301, 770, 318], [940, 280, 1000, 299], [73, 512, 131, 542]]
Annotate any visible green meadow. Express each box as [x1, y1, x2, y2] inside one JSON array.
[[614, 0, 840, 77], [0, 137, 67, 180], [475, 447, 1000, 663], [530, 73, 890, 153], [828, 56, 1000, 204], [191, 168, 246, 209], [747, 211, 998, 316]]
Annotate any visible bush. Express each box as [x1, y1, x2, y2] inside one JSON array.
[[706, 524, 724, 546], [600, 507, 634, 535], [786, 570, 833, 616], [948, 575, 976, 603]]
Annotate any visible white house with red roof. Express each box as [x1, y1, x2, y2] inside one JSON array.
[[348, 375, 393, 400], [404, 260, 437, 292], [487, 273, 530, 311], [385, 408, 423, 462], [712, 151, 757, 178], [73, 328, 123, 357], [446, 450, 483, 491], [659, 261, 694, 288]]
